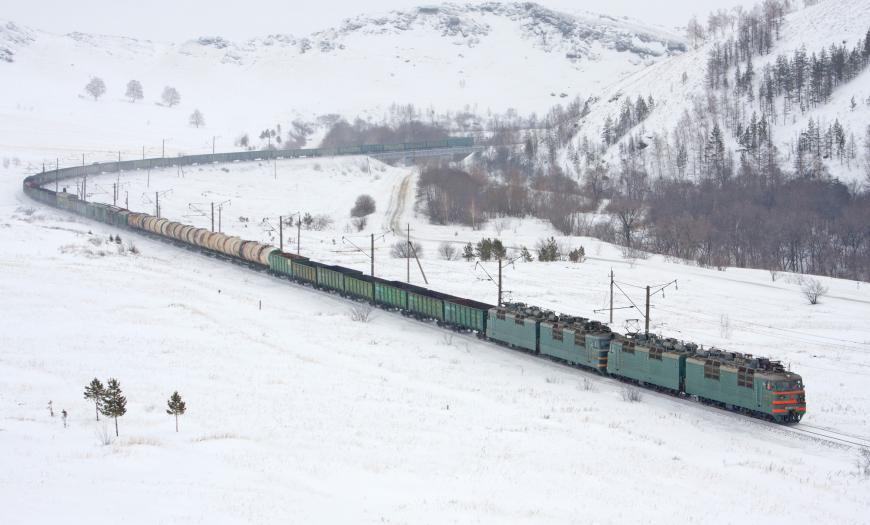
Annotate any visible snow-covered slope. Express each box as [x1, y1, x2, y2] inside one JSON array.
[[568, 0, 870, 183], [0, 3, 683, 149]]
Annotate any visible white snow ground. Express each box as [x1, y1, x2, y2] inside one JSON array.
[[2, 153, 869, 524]]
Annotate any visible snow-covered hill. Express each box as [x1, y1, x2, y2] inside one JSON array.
[[0, 3, 683, 141], [566, 0, 870, 183]]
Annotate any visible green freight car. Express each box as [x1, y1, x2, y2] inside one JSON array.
[[443, 296, 492, 333], [317, 264, 363, 294], [607, 335, 696, 392], [406, 285, 445, 321], [485, 303, 551, 353], [374, 279, 408, 310], [539, 317, 613, 372], [345, 273, 375, 302], [291, 258, 319, 285], [268, 251, 307, 279]]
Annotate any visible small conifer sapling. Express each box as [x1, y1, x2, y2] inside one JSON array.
[[166, 391, 187, 432], [83, 378, 105, 421], [100, 378, 127, 437]]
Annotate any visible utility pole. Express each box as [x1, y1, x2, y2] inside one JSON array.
[[497, 258, 503, 306], [147, 160, 151, 188], [142, 146, 145, 160], [371, 233, 375, 277], [645, 285, 651, 336], [113, 183, 117, 206], [279, 215, 283, 251], [82, 154, 86, 202], [212, 136, 216, 156], [162, 139, 165, 159], [55, 158, 59, 192], [218, 204, 222, 233], [211, 202, 215, 232], [609, 269, 614, 324], [273, 156, 277, 180], [155, 191, 159, 218], [406, 223, 411, 283], [297, 216, 301, 255]]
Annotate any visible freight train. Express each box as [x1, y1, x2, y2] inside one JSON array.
[[22, 140, 806, 424]]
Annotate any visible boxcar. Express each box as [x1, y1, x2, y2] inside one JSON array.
[[443, 296, 492, 333], [486, 303, 550, 353], [539, 317, 612, 372], [608, 335, 693, 391]]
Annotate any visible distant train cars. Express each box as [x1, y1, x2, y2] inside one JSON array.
[[22, 138, 806, 424]]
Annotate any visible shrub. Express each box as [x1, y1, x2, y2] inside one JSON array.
[[352, 216, 367, 232], [462, 242, 475, 261], [537, 237, 560, 262], [520, 246, 533, 262], [391, 241, 424, 259], [349, 304, 373, 322], [621, 386, 642, 402], [350, 194, 376, 217], [801, 278, 828, 305], [438, 242, 457, 260], [568, 246, 585, 262]]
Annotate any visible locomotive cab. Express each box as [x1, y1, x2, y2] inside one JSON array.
[[764, 374, 806, 423]]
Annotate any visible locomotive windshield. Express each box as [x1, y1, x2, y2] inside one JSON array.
[[774, 380, 803, 391]]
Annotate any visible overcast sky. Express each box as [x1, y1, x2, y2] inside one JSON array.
[[7, 0, 758, 41]]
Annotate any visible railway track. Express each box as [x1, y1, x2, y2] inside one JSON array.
[[790, 424, 870, 449]]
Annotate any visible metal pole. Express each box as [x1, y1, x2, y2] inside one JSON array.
[[406, 223, 410, 283], [211, 202, 214, 232], [55, 158, 58, 192], [297, 217, 301, 255], [147, 160, 150, 188], [155, 192, 159, 218], [498, 258, 502, 306], [218, 205, 222, 233], [273, 157, 277, 180], [113, 183, 116, 206], [142, 146, 145, 160], [609, 269, 614, 324], [371, 233, 375, 277], [279, 215, 283, 251], [162, 139, 165, 159], [82, 154, 87, 203], [212, 136, 215, 155], [125, 191, 128, 209], [645, 285, 651, 336]]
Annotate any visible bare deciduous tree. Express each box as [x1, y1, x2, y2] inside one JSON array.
[[85, 77, 106, 101], [189, 109, 205, 128], [125, 79, 143, 102], [161, 86, 181, 107], [801, 278, 828, 305]]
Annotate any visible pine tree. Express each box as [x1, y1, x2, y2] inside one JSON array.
[[83, 377, 105, 421], [462, 242, 475, 261], [100, 378, 127, 437], [165, 391, 187, 432]]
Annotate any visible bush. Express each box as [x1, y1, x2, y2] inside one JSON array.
[[537, 237, 560, 262], [462, 242, 475, 261], [520, 246, 533, 262], [352, 216, 367, 232], [801, 278, 828, 305], [621, 386, 642, 402], [349, 304, 373, 322], [568, 246, 585, 262], [351, 194, 376, 218], [438, 242, 457, 260], [391, 241, 424, 259]]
